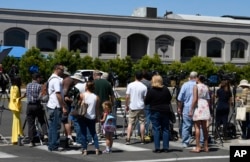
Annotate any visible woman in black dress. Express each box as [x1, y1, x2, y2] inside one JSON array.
[[215, 80, 232, 139]]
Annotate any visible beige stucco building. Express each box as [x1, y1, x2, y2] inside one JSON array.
[[1, 7, 250, 65]]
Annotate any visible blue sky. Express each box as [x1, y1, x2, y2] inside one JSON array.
[[1, 0, 250, 17]]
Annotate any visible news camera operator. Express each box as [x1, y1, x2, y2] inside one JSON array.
[[0, 64, 10, 93], [26, 73, 48, 147], [215, 79, 233, 139]]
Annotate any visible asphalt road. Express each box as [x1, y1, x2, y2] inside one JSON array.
[[0, 88, 244, 162]]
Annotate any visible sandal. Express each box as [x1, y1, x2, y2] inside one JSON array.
[[82, 150, 87, 156], [203, 148, 209, 152], [201, 146, 209, 152], [190, 148, 200, 153]]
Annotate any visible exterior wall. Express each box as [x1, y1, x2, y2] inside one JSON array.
[[1, 8, 250, 65]]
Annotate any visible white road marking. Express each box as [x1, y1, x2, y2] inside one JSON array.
[[115, 155, 229, 162], [34, 139, 149, 154], [0, 151, 18, 158], [100, 141, 150, 151]]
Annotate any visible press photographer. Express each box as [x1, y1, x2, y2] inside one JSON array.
[[0, 64, 10, 93], [107, 70, 119, 87], [161, 70, 188, 87]]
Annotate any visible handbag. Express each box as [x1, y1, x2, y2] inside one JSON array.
[[169, 104, 176, 123], [70, 93, 88, 118], [236, 100, 246, 121], [236, 107, 246, 121]]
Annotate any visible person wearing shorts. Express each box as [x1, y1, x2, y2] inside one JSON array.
[[125, 71, 147, 145]]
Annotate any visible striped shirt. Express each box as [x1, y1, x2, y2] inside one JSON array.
[[26, 80, 41, 103]]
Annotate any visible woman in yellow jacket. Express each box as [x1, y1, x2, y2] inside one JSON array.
[[8, 76, 26, 144]]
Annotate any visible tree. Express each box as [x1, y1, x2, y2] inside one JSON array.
[[19, 47, 48, 83], [183, 56, 217, 76], [52, 47, 82, 74], [132, 54, 165, 73]]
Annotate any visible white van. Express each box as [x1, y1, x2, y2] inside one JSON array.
[[74, 69, 106, 82]]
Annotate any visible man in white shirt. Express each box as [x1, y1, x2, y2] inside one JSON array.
[[47, 63, 67, 151], [125, 71, 147, 145]]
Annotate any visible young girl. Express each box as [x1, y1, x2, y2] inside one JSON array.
[[100, 101, 115, 153]]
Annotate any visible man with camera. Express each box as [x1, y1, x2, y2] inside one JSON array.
[[0, 64, 10, 93], [26, 73, 48, 147]]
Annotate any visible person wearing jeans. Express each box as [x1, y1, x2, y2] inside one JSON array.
[[177, 71, 198, 148], [145, 75, 172, 153], [46, 63, 67, 151], [78, 81, 100, 155]]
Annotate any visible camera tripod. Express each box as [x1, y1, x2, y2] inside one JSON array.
[[227, 84, 242, 137], [113, 88, 127, 137], [0, 90, 10, 110], [22, 107, 49, 146], [0, 91, 10, 144], [207, 86, 224, 147]]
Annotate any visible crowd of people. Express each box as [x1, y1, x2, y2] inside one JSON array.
[[2, 63, 250, 156]]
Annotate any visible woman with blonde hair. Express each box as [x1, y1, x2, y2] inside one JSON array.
[[145, 74, 172, 153]]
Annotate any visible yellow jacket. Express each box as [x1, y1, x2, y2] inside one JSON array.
[[8, 85, 22, 112]]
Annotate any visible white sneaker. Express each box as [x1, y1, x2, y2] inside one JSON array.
[[73, 142, 81, 147]]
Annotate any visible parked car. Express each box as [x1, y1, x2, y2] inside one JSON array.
[[74, 69, 106, 82]]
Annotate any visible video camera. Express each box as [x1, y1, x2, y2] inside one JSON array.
[[108, 71, 119, 87], [161, 70, 188, 87], [206, 70, 237, 86], [68, 86, 80, 100]]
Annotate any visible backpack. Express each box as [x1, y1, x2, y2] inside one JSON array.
[[39, 76, 57, 103], [103, 113, 116, 133]]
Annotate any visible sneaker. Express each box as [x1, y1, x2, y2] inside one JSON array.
[[152, 149, 161, 153], [182, 143, 189, 148], [28, 142, 36, 147], [68, 138, 74, 145], [73, 142, 81, 147], [140, 139, 145, 144], [125, 138, 130, 145], [102, 149, 110, 154], [43, 135, 48, 141], [161, 149, 169, 153], [49, 147, 64, 152], [82, 149, 87, 156], [95, 149, 100, 155]]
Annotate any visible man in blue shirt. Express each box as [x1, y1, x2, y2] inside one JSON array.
[[177, 71, 197, 148]]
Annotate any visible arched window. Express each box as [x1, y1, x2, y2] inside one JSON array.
[[127, 34, 148, 60], [155, 35, 174, 58], [69, 33, 89, 53], [37, 30, 59, 52], [4, 28, 27, 47], [181, 37, 199, 57], [231, 39, 246, 59], [99, 34, 117, 54], [207, 39, 223, 58]]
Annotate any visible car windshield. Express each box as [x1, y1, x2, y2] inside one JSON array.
[[75, 70, 81, 73]]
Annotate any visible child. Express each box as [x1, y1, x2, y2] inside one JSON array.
[[100, 101, 115, 153]]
